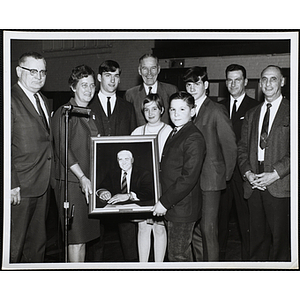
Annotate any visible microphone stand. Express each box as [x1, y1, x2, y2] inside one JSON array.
[[63, 108, 75, 263], [62, 105, 90, 262]]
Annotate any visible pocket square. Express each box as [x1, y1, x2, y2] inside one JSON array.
[[240, 116, 245, 120]]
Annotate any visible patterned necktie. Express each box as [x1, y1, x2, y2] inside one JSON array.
[[231, 99, 237, 119], [34, 93, 49, 132], [107, 97, 111, 118], [260, 103, 272, 149], [148, 86, 152, 95], [121, 172, 127, 194], [171, 127, 178, 138]]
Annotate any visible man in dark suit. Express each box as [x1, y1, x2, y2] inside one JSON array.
[[88, 60, 138, 261], [11, 52, 54, 263], [89, 60, 137, 136], [97, 150, 154, 207], [184, 67, 237, 261], [124, 53, 178, 126], [238, 65, 290, 261], [218, 64, 259, 261]]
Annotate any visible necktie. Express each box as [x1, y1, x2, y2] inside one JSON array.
[[121, 172, 127, 194], [107, 97, 111, 118], [171, 127, 177, 138], [231, 99, 237, 119], [148, 86, 152, 95], [260, 103, 272, 149], [34, 93, 49, 132]]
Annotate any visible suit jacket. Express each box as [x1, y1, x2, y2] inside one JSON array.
[[89, 94, 137, 136], [124, 81, 178, 126], [238, 98, 290, 199], [194, 96, 237, 191], [97, 165, 155, 207], [220, 94, 259, 142], [160, 121, 206, 223], [11, 83, 54, 197], [220, 94, 259, 182]]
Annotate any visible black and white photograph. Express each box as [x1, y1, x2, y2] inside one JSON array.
[[2, 30, 298, 273]]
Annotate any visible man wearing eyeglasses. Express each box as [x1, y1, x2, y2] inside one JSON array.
[[11, 52, 54, 263]]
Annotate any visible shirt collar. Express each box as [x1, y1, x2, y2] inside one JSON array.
[[98, 90, 116, 101], [18, 81, 36, 98], [264, 95, 283, 109], [195, 94, 207, 114], [230, 93, 245, 105], [143, 81, 158, 94]]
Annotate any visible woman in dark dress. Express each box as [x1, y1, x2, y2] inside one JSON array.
[[52, 65, 100, 262]]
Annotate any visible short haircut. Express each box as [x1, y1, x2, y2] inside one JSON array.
[[98, 60, 121, 75], [183, 66, 208, 84], [169, 91, 195, 109], [18, 51, 46, 67], [141, 93, 164, 113], [139, 53, 159, 65], [225, 64, 247, 79], [260, 65, 283, 77], [68, 64, 95, 90], [117, 150, 133, 159]]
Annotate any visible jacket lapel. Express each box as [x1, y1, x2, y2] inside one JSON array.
[[268, 98, 289, 138], [15, 84, 47, 130]]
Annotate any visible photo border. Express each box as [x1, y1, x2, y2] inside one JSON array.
[[2, 30, 298, 270]]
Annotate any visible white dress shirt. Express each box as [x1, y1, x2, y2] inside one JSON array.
[[194, 94, 207, 117], [98, 91, 116, 116], [230, 93, 245, 118], [18, 81, 49, 124]]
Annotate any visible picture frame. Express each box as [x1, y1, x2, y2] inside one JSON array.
[[89, 135, 161, 214]]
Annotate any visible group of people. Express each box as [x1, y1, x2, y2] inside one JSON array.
[[10, 51, 290, 264]]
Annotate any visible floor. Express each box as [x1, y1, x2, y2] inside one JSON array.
[[45, 196, 243, 264]]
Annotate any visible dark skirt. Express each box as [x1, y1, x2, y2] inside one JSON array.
[[56, 180, 101, 244]]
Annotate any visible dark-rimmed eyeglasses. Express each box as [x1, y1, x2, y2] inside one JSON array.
[[19, 66, 47, 77]]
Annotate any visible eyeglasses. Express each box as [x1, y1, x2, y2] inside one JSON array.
[[19, 66, 47, 77]]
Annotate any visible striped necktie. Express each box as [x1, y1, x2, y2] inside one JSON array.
[[121, 172, 127, 194]]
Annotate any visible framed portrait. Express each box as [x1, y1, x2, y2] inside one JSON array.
[[89, 135, 160, 214]]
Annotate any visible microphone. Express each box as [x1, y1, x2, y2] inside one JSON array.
[[63, 105, 91, 116]]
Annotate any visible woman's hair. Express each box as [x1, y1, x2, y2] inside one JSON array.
[[169, 91, 195, 109], [68, 65, 95, 91], [141, 93, 164, 113], [183, 66, 208, 84]]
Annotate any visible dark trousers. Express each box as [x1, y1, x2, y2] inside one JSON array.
[[86, 218, 139, 262], [248, 189, 290, 261], [219, 177, 250, 260], [118, 220, 138, 261], [167, 221, 195, 262], [10, 192, 49, 263], [192, 190, 221, 261]]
